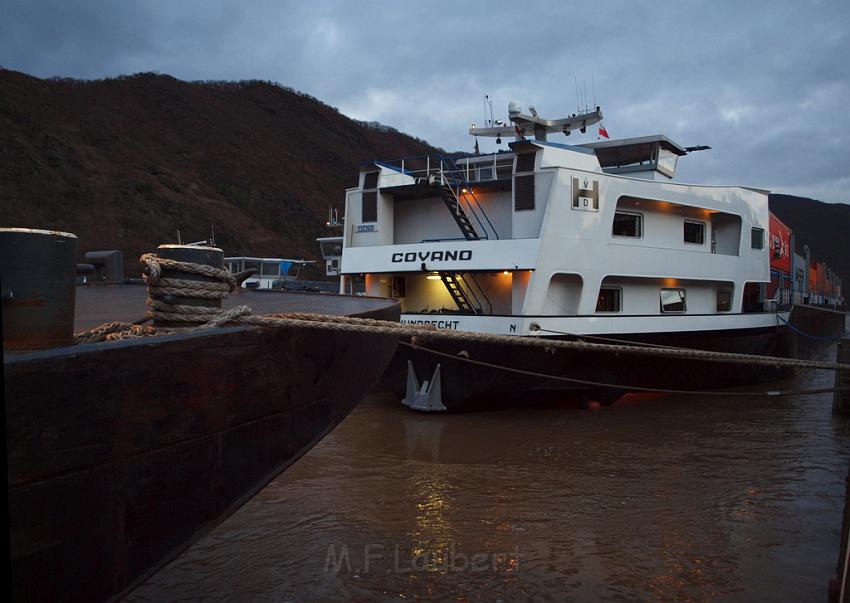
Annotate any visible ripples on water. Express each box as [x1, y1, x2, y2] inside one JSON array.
[[128, 351, 850, 602]]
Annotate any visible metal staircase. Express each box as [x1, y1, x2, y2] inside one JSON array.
[[440, 273, 476, 313], [439, 272, 492, 314], [438, 184, 481, 240], [430, 155, 499, 241]]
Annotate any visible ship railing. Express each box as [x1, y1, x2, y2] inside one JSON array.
[[378, 153, 501, 240], [463, 273, 493, 315]]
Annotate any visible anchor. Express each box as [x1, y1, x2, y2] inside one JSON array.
[[401, 360, 447, 412]]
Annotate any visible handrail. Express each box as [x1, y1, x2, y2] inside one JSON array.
[[465, 273, 493, 314], [438, 155, 500, 240], [373, 153, 503, 240]]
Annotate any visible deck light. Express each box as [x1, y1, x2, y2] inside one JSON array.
[[461, 187, 468, 194], [502, 270, 510, 275], [426, 273, 441, 281]]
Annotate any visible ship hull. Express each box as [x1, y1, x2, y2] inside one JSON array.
[[384, 306, 845, 411], [5, 292, 400, 602]]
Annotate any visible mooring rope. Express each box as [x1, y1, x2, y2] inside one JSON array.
[[399, 341, 844, 398], [73, 255, 850, 372]]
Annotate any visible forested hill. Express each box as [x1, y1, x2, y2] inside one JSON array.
[[769, 194, 850, 283], [0, 69, 846, 284], [0, 69, 439, 276]]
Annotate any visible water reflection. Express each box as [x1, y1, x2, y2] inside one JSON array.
[[127, 360, 850, 602]]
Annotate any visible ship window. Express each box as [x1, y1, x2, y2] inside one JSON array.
[[684, 220, 705, 245], [596, 287, 621, 312], [477, 165, 494, 181], [261, 261, 281, 277], [612, 212, 642, 237], [751, 227, 764, 249], [660, 288, 686, 313], [362, 191, 377, 222], [363, 172, 379, 189], [657, 148, 678, 176], [716, 289, 732, 312], [243, 260, 261, 273]]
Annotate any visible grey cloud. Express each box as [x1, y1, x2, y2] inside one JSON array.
[[1, 0, 848, 202]]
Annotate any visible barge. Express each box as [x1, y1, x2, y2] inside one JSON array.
[[336, 103, 845, 410], [3, 229, 400, 601]]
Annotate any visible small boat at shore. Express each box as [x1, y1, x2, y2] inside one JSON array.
[[335, 103, 846, 411], [3, 228, 400, 602]]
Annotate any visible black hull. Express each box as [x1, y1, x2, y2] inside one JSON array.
[[5, 294, 400, 602], [384, 307, 846, 412]]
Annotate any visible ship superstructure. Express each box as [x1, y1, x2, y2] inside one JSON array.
[[341, 105, 776, 337], [337, 103, 844, 410]]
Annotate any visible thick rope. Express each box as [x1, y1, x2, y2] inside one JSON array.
[[140, 253, 237, 324], [73, 256, 850, 372], [399, 341, 844, 398]]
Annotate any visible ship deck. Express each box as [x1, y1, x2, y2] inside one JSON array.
[[75, 284, 397, 331]]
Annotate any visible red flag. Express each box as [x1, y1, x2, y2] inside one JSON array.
[[598, 124, 609, 139], [514, 124, 524, 140]]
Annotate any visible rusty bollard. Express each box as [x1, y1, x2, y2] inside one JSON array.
[[1, 228, 78, 351]]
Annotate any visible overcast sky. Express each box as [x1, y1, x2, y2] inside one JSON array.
[[2, 0, 849, 203]]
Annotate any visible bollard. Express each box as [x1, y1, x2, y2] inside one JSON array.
[[0, 228, 78, 351], [150, 244, 224, 328], [833, 337, 850, 415]]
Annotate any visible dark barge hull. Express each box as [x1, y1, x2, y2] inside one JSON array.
[[5, 287, 400, 602], [384, 306, 846, 411]]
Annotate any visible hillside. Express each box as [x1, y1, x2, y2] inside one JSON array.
[[769, 194, 850, 284], [1, 70, 847, 285], [0, 69, 439, 277]]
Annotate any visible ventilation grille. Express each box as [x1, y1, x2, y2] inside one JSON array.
[[514, 175, 535, 211], [515, 152, 536, 174]]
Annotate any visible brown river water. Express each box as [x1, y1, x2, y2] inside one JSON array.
[[128, 358, 850, 602]]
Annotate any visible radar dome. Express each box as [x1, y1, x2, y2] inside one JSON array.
[[508, 101, 522, 116]]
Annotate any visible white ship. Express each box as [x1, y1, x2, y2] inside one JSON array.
[[338, 102, 844, 410]]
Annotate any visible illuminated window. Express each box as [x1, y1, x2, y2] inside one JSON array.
[[684, 220, 705, 245], [660, 288, 686, 313], [751, 228, 764, 249], [612, 212, 642, 237], [596, 287, 621, 312]]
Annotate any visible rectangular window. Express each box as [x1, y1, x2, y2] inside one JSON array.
[[362, 191, 377, 222], [261, 261, 281, 277], [660, 288, 686, 313], [751, 227, 764, 249], [596, 287, 621, 312], [716, 289, 732, 312], [684, 220, 705, 245], [612, 212, 642, 237]]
